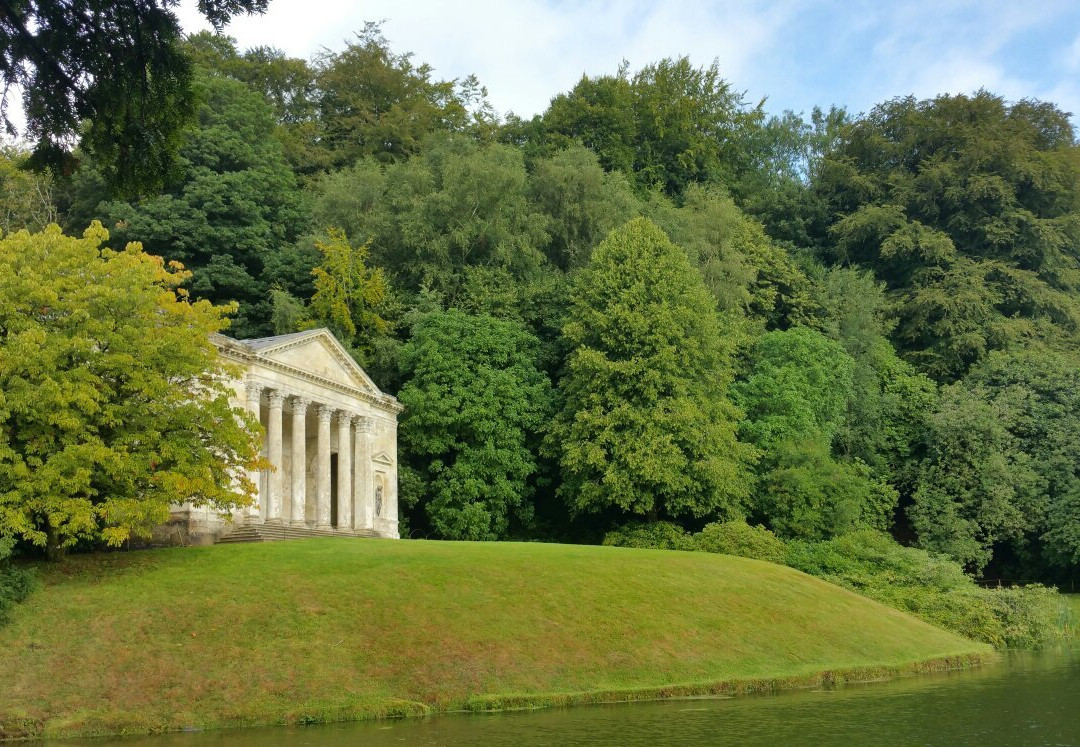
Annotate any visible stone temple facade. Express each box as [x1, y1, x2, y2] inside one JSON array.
[[173, 328, 402, 542]]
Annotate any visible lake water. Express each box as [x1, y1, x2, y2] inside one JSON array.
[[83, 646, 1080, 746]]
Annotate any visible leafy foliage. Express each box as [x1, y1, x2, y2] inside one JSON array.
[[302, 23, 493, 175], [549, 218, 756, 521], [0, 146, 56, 234], [734, 327, 898, 539], [0, 224, 264, 558], [76, 73, 309, 337], [0, 536, 35, 625], [819, 92, 1080, 381], [307, 228, 389, 356], [912, 350, 1080, 574], [602, 521, 695, 551], [397, 310, 553, 540], [786, 530, 1063, 648], [542, 57, 761, 197], [312, 138, 548, 310], [693, 520, 787, 563], [0, 0, 268, 197]]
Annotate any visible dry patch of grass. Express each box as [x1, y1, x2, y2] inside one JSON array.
[[0, 539, 991, 740]]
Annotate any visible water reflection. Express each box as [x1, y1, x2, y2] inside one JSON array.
[[63, 648, 1079, 746]]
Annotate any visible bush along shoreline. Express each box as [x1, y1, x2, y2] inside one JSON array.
[[604, 521, 1068, 649]]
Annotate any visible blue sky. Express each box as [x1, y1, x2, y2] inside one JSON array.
[[180, 0, 1080, 123]]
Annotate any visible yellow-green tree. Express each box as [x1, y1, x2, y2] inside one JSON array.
[[548, 218, 756, 522], [307, 228, 389, 354], [0, 224, 264, 559]]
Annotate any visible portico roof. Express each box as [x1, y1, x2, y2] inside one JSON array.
[[211, 328, 402, 413]]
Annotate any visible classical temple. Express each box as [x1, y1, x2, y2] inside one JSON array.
[[173, 328, 402, 542]]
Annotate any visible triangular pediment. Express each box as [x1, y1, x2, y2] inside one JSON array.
[[372, 450, 395, 466], [251, 329, 381, 394]]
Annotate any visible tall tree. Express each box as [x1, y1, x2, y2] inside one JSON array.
[[732, 327, 898, 539], [912, 349, 1080, 576], [548, 218, 755, 523], [70, 73, 309, 337], [0, 145, 57, 234], [304, 228, 390, 360], [311, 138, 549, 311], [541, 57, 761, 197], [301, 23, 493, 175], [397, 310, 553, 540], [818, 91, 1080, 380], [1, 0, 269, 197], [0, 223, 264, 559]]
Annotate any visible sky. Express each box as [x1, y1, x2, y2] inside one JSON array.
[[173, 0, 1080, 123]]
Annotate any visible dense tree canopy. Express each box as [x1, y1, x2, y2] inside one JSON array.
[[69, 73, 309, 337], [733, 327, 897, 540], [548, 218, 755, 522], [539, 57, 762, 197], [5, 23, 1080, 584], [820, 92, 1080, 381], [1, 0, 269, 197], [397, 310, 553, 540], [0, 224, 263, 558], [912, 350, 1080, 575]]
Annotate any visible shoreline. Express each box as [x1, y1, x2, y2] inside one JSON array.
[[0, 541, 995, 741], [4, 651, 993, 741]]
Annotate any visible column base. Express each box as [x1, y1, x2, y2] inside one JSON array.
[[290, 519, 308, 528], [264, 517, 284, 526], [316, 523, 334, 530]]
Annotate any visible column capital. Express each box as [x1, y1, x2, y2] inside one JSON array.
[[291, 395, 310, 414], [245, 381, 263, 400], [353, 415, 374, 434], [316, 404, 334, 424], [337, 411, 354, 428], [267, 390, 285, 409]]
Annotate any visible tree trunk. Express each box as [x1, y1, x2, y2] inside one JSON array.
[[44, 519, 64, 562]]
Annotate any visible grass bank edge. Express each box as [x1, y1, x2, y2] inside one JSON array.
[[4, 650, 993, 741]]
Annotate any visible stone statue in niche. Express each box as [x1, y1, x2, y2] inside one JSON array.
[[374, 484, 384, 518]]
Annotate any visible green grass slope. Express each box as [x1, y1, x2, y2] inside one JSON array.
[[0, 539, 991, 739]]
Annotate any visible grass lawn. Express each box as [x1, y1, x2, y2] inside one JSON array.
[[0, 539, 991, 739]]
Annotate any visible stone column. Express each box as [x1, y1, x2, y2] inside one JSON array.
[[290, 396, 309, 526], [336, 412, 353, 530], [353, 416, 373, 530], [244, 382, 263, 523], [315, 404, 333, 529], [266, 390, 285, 524]]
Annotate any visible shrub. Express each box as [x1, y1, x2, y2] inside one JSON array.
[[786, 530, 1062, 648], [0, 538, 35, 625], [602, 521, 694, 551], [694, 520, 787, 563]]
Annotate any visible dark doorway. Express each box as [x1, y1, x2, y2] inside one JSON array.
[[330, 453, 338, 527]]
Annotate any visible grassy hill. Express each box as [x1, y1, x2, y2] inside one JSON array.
[[0, 539, 991, 739]]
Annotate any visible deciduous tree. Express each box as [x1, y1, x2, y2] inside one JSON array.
[[0, 223, 264, 559], [73, 73, 309, 337], [548, 217, 755, 522], [397, 310, 553, 540]]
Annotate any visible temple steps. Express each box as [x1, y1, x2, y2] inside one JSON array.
[[216, 523, 382, 543]]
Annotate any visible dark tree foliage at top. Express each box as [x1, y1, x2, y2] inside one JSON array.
[[819, 91, 1080, 381], [0, 0, 268, 198]]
